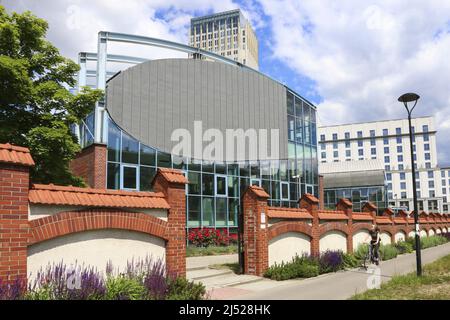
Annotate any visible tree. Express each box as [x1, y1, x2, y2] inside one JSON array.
[[0, 6, 103, 186]]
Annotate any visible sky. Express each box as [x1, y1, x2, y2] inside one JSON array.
[[3, 0, 450, 166]]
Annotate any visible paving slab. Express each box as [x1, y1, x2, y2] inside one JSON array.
[[186, 254, 238, 270]]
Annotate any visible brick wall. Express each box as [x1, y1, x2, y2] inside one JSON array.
[[242, 189, 450, 276], [0, 164, 31, 283], [70, 143, 107, 189]]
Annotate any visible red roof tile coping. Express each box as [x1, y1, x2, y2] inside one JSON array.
[[157, 168, 188, 184], [338, 198, 353, 207], [318, 210, 348, 220], [29, 184, 169, 209], [0, 143, 35, 167], [362, 201, 378, 211], [248, 185, 270, 198], [267, 207, 312, 219], [376, 216, 392, 224], [352, 214, 374, 221], [302, 193, 319, 204]]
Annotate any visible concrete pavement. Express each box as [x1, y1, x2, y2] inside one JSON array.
[[227, 242, 450, 300]]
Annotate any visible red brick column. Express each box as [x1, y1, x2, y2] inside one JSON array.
[[299, 193, 320, 256], [337, 198, 354, 253], [0, 144, 34, 283], [152, 168, 188, 278], [242, 186, 269, 276], [70, 143, 107, 189]]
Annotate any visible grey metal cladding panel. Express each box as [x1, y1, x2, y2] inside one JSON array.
[[156, 60, 166, 148], [323, 170, 385, 189], [148, 62, 158, 144], [106, 59, 290, 157]]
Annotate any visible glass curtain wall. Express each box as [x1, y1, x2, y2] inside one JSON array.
[[323, 186, 387, 215]]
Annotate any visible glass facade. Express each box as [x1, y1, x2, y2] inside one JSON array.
[[323, 186, 387, 215], [104, 89, 318, 234]]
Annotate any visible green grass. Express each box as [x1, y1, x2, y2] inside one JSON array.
[[186, 245, 238, 257], [351, 254, 450, 300]]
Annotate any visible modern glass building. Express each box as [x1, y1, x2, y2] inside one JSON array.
[[75, 47, 318, 236], [323, 186, 387, 214]]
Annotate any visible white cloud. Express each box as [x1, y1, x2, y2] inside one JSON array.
[[258, 0, 450, 165]]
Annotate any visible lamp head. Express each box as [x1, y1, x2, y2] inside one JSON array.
[[398, 93, 420, 103]]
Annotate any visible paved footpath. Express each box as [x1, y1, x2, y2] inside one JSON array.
[[224, 242, 450, 300]]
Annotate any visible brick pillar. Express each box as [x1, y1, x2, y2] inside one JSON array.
[[242, 186, 269, 276], [337, 198, 354, 253], [318, 175, 325, 210], [0, 144, 34, 283], [299, 193, 320, 256], [70, 143, 107, 189], [152, 168, 188, 278]]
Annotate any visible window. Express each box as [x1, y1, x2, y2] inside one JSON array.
[[385, 165, 391, 171], [428, 181, 435, 188], [425, 163, 431, 169], [441, 171, 445, 178], [383, 129, 388, 136], [371, 148, 376, 155], [321, 144, 326, 150], [429, 190, 436, 198], [397, 146, 402, 153], [384, 147, 389, 154], [332, 133, 338, 140], [215, 175, 228, 197], [370, 130, 375, 137], [250, 178, 261, 187], [396, 136, 402, 144], [398, 155, 403, 162], [424, 144, 430, 151], [396, 128, 402, 135], [428, 171, 434, 178], [384, 156, 390, 163], [423, 125, 429, 132], [400, 182, 406, 190], [357, 131, 363, 138], [345, 141, 350, 148], [346, 150, 351, 157], [386, 173, 392, 180], [416, 181, 420, 189], [358, 140, 363, 147], [320, 134, 325, 141], [384, 138, 389, 145], [398, 164, 404, 170], [121, 165, 138, 190], [401, 192, 407, 199], [333, 151, 338, 158], [370, 138, 376, 146], [280, 182, 289, 200], [345, 132, 350, 139], [321, 152, 326, 159], [400, 172, 406, 180], [424, 134, 429, 142], [425, 153, 431, 160], [442, 179, 446, 186], [333, 143, 338, 149], [358, 149, 364, 156], [443, 188, 447, 195]]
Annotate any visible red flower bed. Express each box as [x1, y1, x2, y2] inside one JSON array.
[[188, 228, 238, 247]]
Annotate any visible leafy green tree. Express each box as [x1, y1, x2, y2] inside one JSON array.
[[0, 6, 102, 186]]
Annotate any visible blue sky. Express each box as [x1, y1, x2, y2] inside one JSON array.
[[5, 0, 450, 165]]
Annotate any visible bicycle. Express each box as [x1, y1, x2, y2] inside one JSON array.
[[361, 243, 380, 270]]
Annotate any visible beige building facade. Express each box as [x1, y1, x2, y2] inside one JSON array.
[[189, 9, 259, 69]]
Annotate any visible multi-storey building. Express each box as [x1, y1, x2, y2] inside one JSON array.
[[440, 167, 450, 213], [318, 117, 444, 213], [189, 9, 259, 69]]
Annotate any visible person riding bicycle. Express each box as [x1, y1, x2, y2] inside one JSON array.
[[367, 224, 381, 265]]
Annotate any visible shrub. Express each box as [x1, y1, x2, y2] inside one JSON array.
[[166, 277, 206, 300], [318, 250, 344, 274], [420, 235, 448, 249], [353, 244, 369, 260], [379, 244, 398, 261], [342, 253, 359, 268], [394, 241, 413, 254], [0, 277, 27, 300], [105, 277, 145, 300], [188, 228, 234, 247]]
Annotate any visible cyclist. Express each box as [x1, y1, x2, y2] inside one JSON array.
[[366, 224, 381, 265]]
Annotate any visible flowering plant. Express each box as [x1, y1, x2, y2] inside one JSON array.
[[188, 228, 237, 247]]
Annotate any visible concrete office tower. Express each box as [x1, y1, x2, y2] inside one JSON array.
[[318, 117, 445, 214], [189, 9, 259, 69]]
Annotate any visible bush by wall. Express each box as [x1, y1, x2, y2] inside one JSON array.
[[406, 235, 448, 250], [188, 228, 236, 247], [0, 258, 205, 300]]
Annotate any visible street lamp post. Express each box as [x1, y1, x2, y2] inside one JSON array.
[[398, 92, 422, 276]]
